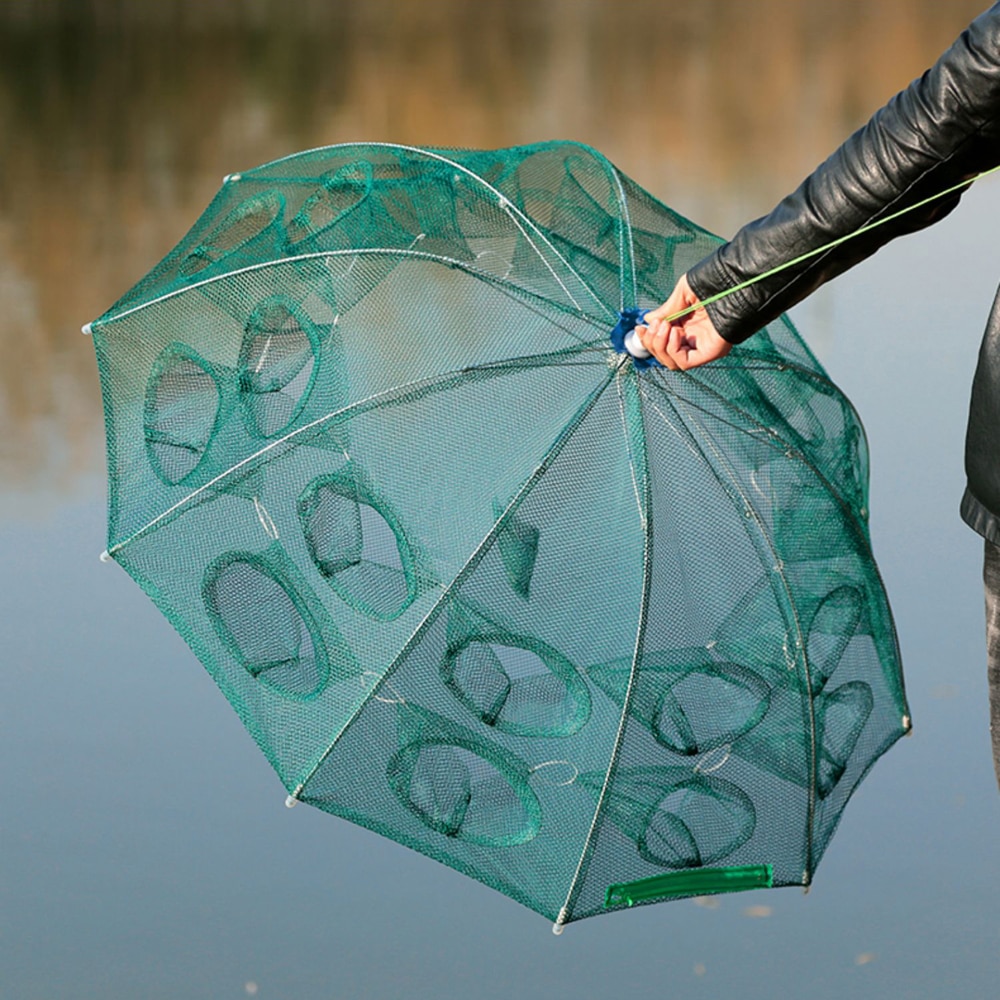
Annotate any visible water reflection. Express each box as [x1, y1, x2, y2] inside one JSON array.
[[5, 5, 1000, 998], [0, 0, 986, 491]]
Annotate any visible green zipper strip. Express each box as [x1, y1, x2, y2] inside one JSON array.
[[605, 864, 774, 907]]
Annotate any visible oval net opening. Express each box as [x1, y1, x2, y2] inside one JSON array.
[[387, 740, 540, 848], [443, 638, 590, 737], [239, 298, 319, 438], [651, 664, 770, 756], [203, 554, 329, 698], [638, 777, 756, 870], [300, 476, 417, 620], [144, 346, 221, 485], [286, 162, 373, 247], [181, 191, 284, 276]]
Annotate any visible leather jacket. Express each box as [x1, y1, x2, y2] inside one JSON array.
[[685, 3, 1000, 543]]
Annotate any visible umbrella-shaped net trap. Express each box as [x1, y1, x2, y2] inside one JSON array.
[[87, 141, 909, 928]]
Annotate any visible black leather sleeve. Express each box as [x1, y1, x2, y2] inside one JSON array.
[[687, 3, 1000, 344]]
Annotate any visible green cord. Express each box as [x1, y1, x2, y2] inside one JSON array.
[[662, 161, 1000, 325]]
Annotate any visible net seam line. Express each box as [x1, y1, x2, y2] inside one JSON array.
[[640, 376, 817, 879], [610, 166, 637, 313], [669, 371, 869, 531], [104, 342, 605, 558], [288, 370, 618, 800], [472, 277, 607, 346], [664, 366, 864, 520], [556, 361, 652, 929], [671, 370, 908, 719], [243, 140, 612, 317], [701, 355, 840, 392], [497, 201, 585, 315], [96, 246, 611, 330], [665, 367, 906, 711], [618, 368, 646, 531]]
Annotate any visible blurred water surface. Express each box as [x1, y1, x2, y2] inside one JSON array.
[[3, 2, 1000, 998]]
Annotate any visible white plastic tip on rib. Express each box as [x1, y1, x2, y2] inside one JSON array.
[[223, 172, 242, 184], [623, 327, 651, 360], [552, 922, 565, 936], [99, 550, 112, 563], [285, 795, 298, 809], [81, 322, 93, 336]]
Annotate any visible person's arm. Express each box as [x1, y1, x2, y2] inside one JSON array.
[[641, 3, 1000, 369]]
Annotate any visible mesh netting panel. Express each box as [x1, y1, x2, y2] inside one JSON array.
[[90, 141, 909, 927]]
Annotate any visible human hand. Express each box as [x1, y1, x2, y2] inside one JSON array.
[[637, 274, 732, 370]]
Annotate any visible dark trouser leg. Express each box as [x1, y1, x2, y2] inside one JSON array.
[[985, 539, 1000, 792]]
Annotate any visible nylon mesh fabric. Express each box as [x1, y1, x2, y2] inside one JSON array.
[[89, 141, 909, 927]]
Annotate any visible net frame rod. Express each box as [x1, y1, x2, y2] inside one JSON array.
[[554, 360, 652, 931], [496, 199, 585, 314], [95, 246, 611, 330], [640, 373, 818, 880], [247, 140, 614, 319], [609, 166, 637, 313], [287, 372, 617, 800], [103, 341, 605, 559]]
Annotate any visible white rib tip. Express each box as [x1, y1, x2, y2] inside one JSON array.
[[902, 715, 912, 733], [99, 550, 112, 563], [552, 922, 565, 936], [285, 795, 298, 809], [223, 172, 242, 184], [623, 327, 651, 360], [81, 322, 93, 336]]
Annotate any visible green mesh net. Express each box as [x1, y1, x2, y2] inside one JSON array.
[[87, 141, 910, 928]]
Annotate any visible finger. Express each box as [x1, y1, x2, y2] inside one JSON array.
[[652, 322, 679, 370], [673, 326, 733, 370], [644, 287, 690, 323], [658, 347, 680, 371], [637, 318, 676, 369], [666, 324, 690, 370], [634, 321, 650, 352], [635, 317, 659, 351], [646, 296, 685, 323], [648, 317, 671, 359]]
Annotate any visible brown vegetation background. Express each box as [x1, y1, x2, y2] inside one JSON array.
[[0, 0, 986, 489]]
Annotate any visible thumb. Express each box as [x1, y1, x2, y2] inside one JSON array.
[[644, 275, 697, 325]]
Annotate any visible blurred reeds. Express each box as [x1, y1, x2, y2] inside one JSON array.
[[0, 0, 985, 487]]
